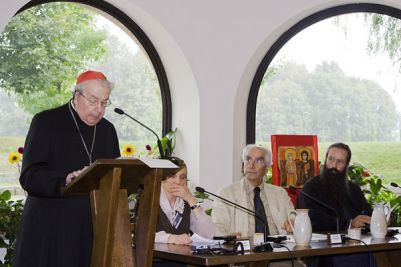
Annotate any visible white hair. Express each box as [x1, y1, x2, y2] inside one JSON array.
[[241, 144, 272, 167], [74, 79, 114, 93]]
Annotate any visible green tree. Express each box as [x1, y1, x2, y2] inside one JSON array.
[[94, 34, 162, 142], [257, 61, 400, 142], [0, 2, 108, 115], [365, 13, 401, 72]]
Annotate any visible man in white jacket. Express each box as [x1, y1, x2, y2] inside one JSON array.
[[212, 144, 294, 237]]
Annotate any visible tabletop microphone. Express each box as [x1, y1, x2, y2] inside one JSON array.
[[114, 107, 165, 159], [195, 186, 270, 244], [289, 185, 340, 234]]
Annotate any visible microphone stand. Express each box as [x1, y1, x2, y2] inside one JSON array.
[[114, 108, 165, 158], [290, 186, 342, 244], [196, 187, 269, 243], [289, 186, 339, 234]]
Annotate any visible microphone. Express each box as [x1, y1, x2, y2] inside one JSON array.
[[195, 186, 270, 243], [114, 108, 165, 159], [289, 185, 340, 234], [391, 182, 400, 188]]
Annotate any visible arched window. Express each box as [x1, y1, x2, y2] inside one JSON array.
[[0, 1, 170, 194], [248, 4, 401, 184]]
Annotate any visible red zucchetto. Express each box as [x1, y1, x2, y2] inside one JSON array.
[[76, 70, 107, 85]]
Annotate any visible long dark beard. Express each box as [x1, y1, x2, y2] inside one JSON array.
[[320, 165, 350, 208]]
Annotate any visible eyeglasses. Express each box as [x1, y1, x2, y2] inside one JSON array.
[[327, 156, 346, 165], [243, 157, 266, 166], [78, 92, 111, 107]]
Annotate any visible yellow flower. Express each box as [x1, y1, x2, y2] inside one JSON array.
[[122, 144, 135, 157], [8, 152, 21, 164]]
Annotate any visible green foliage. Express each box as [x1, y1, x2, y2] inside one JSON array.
[[364, 13, 401, 73], [194, 190, 212, 216], [0, 2, 108, 115], [194, 191, 209, 200], [141, 128, 177, 159], [100, 35, 162, 142], [0, 190, 24, 266], [204, 208, 212, 216], [265, 166, 273, 184], [348, 163, 369, 187], [257, 61, 400, 142], [349, 163, 401, 226], [161, 128, 177, 158]]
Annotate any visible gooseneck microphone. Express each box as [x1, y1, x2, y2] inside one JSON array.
[[114, 108, 165, 159], [195, 186, 270, 243], [289, 185, 340, 234]]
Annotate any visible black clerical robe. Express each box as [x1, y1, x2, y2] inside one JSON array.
[[13, 102, 120, 267], [296, 175, 376, 267], [296, 175, 371, 232]]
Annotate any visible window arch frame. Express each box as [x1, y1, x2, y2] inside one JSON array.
[[17, 0, 172, 135], [247, 3, 401, 144]]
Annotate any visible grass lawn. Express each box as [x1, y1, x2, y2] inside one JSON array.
[[319, 142, 401, 185]]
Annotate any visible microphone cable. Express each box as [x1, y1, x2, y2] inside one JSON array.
[[272, 243, 295, 267], [343, 237, 372, 267]]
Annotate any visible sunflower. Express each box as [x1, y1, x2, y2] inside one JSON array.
[[122, 144, 136, 157], [8, 152, 21, 164]]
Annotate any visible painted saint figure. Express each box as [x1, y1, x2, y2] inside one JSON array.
[[285, 152, 298, 186], [296, 150, 315, 186]]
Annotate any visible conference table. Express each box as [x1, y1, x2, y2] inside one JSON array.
[[153, 230, 401, 267]]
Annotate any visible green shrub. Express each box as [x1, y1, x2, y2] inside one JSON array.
[[349, 163, 401, 226], [0, 190, 24, 266]]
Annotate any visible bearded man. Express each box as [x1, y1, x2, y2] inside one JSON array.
[[297, 143, 376, 267], [297, 142, 370, 231]]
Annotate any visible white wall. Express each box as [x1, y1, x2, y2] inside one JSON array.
[[1, 0, 401, 193]]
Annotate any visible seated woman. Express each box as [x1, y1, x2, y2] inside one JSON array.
[[155, 158, 215, 245]]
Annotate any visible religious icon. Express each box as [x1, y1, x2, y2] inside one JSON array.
[[271, 135, 318, 188]]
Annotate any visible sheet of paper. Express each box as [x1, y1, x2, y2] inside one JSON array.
[[284, 233, 327, 242], [191, 233, 222, 245], [116, 157, 178, 168], [273, 245, 290, 252], [140, 158, 178, 168]]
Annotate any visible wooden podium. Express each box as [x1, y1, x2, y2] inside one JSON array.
[[63, 159, 177, 267]]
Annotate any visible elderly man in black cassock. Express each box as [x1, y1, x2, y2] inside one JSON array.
[[13, 70, 120, 267]]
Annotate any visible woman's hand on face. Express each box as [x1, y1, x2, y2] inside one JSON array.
[[169, 184, 193, 203], [167, 233, 192, 245]]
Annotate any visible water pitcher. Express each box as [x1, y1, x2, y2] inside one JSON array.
[[288, 209, 312, 246], [370, 204, 388, 239]]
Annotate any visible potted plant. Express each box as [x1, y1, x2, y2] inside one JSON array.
[[349, 163, 401, 227]]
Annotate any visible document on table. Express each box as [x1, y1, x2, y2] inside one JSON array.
[[190, 233, 222, 245], [284, 233, 327, 242]]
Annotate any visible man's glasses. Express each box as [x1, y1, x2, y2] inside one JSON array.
[[79, 92, 111, 107], [327, 156, 346, 165], [243, 157, 266, 166]]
